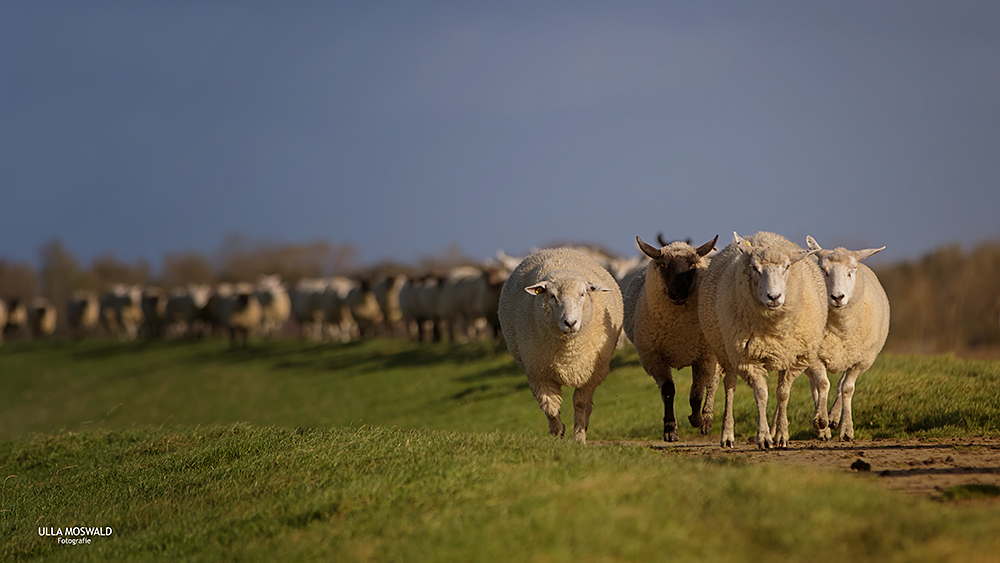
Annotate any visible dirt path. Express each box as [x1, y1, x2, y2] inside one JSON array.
[[592, 436, 1000, 501]]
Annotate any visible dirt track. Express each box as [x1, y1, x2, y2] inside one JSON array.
[[593, 436, 1000, 501]]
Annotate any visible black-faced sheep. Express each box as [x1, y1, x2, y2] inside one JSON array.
[[66, 290, 100, 340], [623, 235, 719, 441]]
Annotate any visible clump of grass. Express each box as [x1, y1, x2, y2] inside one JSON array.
[[941, 484, 1000, 502]]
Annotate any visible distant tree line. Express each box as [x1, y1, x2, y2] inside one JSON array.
[[1, 236, 998, 353], [874, 241, 1000, 354]]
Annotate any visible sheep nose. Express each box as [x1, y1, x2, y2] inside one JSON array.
[[562, 319, 580, 333], [831, 293, 846, 306], [767, 293, 781, 302]]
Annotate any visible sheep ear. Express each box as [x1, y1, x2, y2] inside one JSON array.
[[636, 236, 662, 259], [696, 235, 718, 257], [805, 235, 822, 252], [732, 231, 750, 252], [791, 249, 820, 264], [587, 282, 614, 293], [524, 282, 549, 295], [853, 246, 885, 262]]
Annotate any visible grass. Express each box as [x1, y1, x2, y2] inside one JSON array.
[[2, 338, 1000, 561]]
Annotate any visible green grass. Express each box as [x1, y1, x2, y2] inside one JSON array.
[[2, 338, 1000, 561]]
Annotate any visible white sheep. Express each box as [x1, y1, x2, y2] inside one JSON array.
[[323, 276, 359, 343], [804, 236, 890, 441], [437, 265, 486, 342], [256, 275, 291, 338], [698, 231, 828, 450], [399, 275, 445, 342], [498, 247, 624, 444], [290, 278, 328, 341], [624, 235, 719, 441]]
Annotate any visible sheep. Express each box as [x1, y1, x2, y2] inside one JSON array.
[[374, 273, 408, 337], [164, 284, 213, 338], [0, 299, 7, 345], [474, 262, 511, 342], [324, 276, 359, 342], [803, 236, 890, 442], [698, 231, 828, 450], [623, 235, 719, 441], [290, 278, 328, 341], [437, 265, 486, 342], [66, 290, 100, 340], [141, 287, 169, 339], [4, 298, 27, 340], [256, 275, 291, 338], [29, 297, 57, 340], [204, 282, 235, 337], [498, 247, 624, 444], [346, 279, 384, 339], [221, 282, 261, 348], [100, 285, 143, 341], [399, 275, 445, 342]]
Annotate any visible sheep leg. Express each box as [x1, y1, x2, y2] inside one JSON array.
[[770, 369, 799, 449], [720, 369, 738, 448], [745, 368, 773, 451], [805, 362, 832, 440], [530, 380, 566, 438], [650, 364, 679, 442], [572, 386, 596, 444], [837, 363, 869, 441], [830, 373, 846, 429], [689, 360, 718, 435]]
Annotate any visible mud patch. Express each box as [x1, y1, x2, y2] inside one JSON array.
[[592, 436, 1000, 502]]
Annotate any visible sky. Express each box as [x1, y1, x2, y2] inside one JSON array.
[[3, 1, 999, 272]]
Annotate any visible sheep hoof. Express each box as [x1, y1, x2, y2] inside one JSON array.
[[818, 428, 832, 441], [699, 415, 714, 435], [688, 413, 702, 428], [756, 436, 773, 451], [721, 437, 735, 449], [812, 416, 829, 430], [663, 429, 680, 442], [549, 421, 566, 438]]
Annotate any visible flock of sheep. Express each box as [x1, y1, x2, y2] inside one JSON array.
[[0, 231, 888, 450], [498, 231, 889, 450]]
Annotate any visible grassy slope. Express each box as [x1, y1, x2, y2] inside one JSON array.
[[2, 339, 1000, 561]]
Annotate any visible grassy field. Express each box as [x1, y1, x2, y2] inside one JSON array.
[[2, 338, 1000, 561]]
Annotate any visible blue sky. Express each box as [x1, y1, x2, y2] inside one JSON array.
[[3, 2, 999, 270]]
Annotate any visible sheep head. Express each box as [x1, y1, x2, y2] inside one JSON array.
[[525, 276, 614, 335], [637, 235, 717, 306], [734, 231, 816, 311], [806, 235, 884, 309]]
